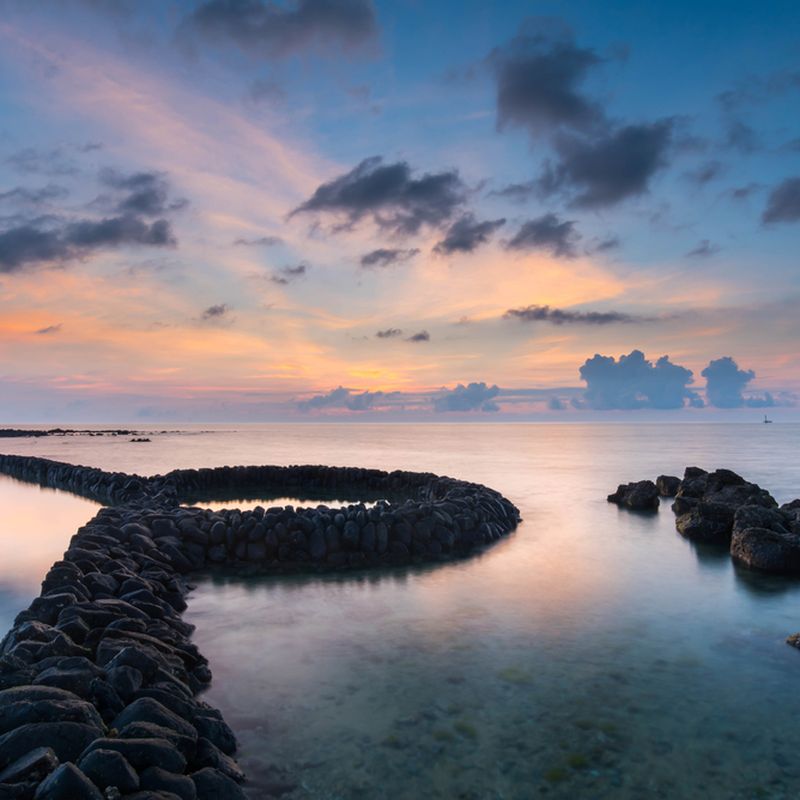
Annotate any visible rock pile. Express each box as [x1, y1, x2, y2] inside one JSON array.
[[0, 455, 521, 798], [609, 466, 800, 574]]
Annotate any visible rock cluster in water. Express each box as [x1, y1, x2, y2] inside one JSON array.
[[610, 466, 800, 647], [0, 454, 520, 798]]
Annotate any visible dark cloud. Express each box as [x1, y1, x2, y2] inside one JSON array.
[[685, 239, 720, 258], [685, 160, 724, 185], [0, 215, 175, 273], [433, 382, 500, 413], [289, 156, 468, 236], [505, 213, 579, 258], [579, 349, 702, 410], [359, 247, 419, 268], [202, 303, 229, 319], [181, 0, 378, 60], [234, 235, 283, 246], [35, 323, 62, 335], [488, 180, 537, 203], [100, 169, 188, 217], [762, 177, 800, 224], [488, 30, 605, 137], [271, 263, 308, 284], [433, 214, 505, 255], [375, 328, 402, 338], [538, 121, 673, 208], [298, 386, 392, 412], [504, 304, 645, 325], [548, 396, 566, 410], [0, 185, 68, 206], [406, 330, 430, 342], [5, 148, 78, 177], [701, 356, 755, 408]]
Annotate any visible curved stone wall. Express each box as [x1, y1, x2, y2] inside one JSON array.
[[0, 455, 521, 798]]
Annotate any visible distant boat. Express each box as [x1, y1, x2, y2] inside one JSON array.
[[764, 414, 773, 424]]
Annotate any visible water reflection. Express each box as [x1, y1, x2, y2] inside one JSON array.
[[2, 424, 800, 798], [0, 476, 99, 632]]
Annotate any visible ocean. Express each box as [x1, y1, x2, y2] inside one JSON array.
[[2, 422, 799, 799]]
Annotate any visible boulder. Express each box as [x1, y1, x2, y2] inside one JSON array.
[[112, 699, 198, 745], [0, 747, 58, 785], [78, 748, 140, 793], [0, 722, 103, 769], [33, 762, 103, 800], [78, 738, 186, 775], [190, 768, 246, 800], [656, 475, 681, 497], [0, 686, 104, 735], [140, 767, 197, 800], [607, 480, 659, 512]]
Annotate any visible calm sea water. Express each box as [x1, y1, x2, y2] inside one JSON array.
[[2, 423, 800, 799]]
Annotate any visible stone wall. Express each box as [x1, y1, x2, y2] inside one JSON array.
[[0, 455, 521, 798]]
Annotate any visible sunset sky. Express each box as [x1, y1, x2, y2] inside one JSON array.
[[0, 0, 798, 421]]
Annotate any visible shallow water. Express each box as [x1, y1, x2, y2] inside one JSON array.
[[2, 423, 800, 798]]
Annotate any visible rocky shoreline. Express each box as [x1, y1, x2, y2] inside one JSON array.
[[609, 466, 800, 649], [0, 455, 521, 798]]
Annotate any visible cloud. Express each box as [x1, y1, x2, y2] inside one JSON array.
[[375, 328, 402, 338], [202, 303, 229, 320], [539, 120, 673, 208], [433, 213, 506, 254], [701, 356, 755, 408], [548, 396, 566, 410], [234, 235, 283, 247], [406, 330, 430, 342], [730, 183, 760, 201], [298, 385, 390, 412], [99, 169, 188, 216], [248, 78, 286, 104], [0, 185, 68, 206], [0, 215, 176, 273], [5, 147, 78, 177], [685, 160, 724, 185], [762, 177, 800, 224], [717, 69, 800, 112], [289, 156, 468, 235], [724, 120, 760, 153], [488, 180, 537, 203], [505, 213, 579, 257], [685, 239, 720, 258], [359, 247, 419, 268], [270, 263, 308, 284], [504, 304, 645, 325], [181, 0, 378, 60], [589, 236, 620, 253], [433, 382, 500, 412], [488, 29, 605, 137], [579, 349, 702, 409], [34, 323, 62, 335]]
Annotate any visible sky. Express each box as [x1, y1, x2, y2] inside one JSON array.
[[0, 0, 798, 422]]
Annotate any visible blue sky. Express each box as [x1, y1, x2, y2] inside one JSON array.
[[0, 0, 798, 421]]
